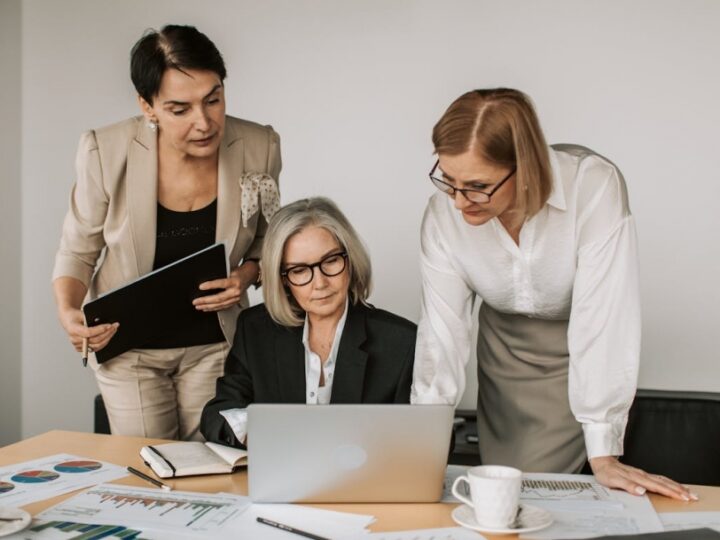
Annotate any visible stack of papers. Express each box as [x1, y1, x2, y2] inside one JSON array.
[[26, 484, 374, 539], [518, 473, 663, 539], [443, 467, 665, 539]]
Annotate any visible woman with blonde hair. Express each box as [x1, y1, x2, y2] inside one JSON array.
[[201, 197, 416, 447], [411, 88, 693, 500]]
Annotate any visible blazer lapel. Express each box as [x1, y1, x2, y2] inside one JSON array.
[[330, 304, 368, 403], [126, 120, 158, 277], [274, 324, 306, 402], [216, 120, 244, 258]]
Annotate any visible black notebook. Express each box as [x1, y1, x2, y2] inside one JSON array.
[[83, 243, 227, 363]]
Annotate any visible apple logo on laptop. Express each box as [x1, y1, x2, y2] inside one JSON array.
[[333, 444, 367, 470]]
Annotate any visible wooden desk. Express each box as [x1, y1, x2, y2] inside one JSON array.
[[2, 431, 718, 539]]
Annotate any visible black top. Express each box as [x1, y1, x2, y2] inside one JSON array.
[[200, 302, 418, 447], [153, 200, 218, 269], [147, 199, 224, 348]]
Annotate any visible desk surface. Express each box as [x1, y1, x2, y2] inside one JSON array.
[[1, 431, 718, 539]]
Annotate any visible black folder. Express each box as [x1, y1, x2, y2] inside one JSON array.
[[83, 243, 228, 364]]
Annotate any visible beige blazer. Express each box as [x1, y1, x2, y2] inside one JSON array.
[[53, 115, 282, 345]]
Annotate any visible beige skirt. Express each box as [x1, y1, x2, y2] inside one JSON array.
[[475, 303, 586, 473]]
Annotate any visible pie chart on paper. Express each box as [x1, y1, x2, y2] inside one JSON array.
[[0, 481, 14, 493], [10, 470, 60, 483], [54, 460, 103, 473]]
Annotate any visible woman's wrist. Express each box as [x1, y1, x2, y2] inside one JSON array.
[[240, 258, 261, 288], [589, 455, 618, 473]]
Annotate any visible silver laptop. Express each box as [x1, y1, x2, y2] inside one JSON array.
[[247, 404, 454, 503]]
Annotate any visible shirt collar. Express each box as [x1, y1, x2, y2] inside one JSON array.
[[545, 148, 567, 211]]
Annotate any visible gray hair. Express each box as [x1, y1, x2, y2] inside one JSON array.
[[261, 197, 373, 327]]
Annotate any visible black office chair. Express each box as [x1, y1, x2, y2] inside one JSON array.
[[621, 389, 720, 486], [449, 409, 482, 466], [94, 394, 111, 435], [451, 390, 720, 481]]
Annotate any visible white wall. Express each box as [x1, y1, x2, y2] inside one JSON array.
[[18, 0, 720, 439], [0, 0, 23, 446]]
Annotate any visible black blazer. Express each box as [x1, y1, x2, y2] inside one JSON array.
[[201, 302, 417, 447]]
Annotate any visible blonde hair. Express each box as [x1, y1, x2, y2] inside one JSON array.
[[432, 88, 552, 220], [261, 197, 372, 327]]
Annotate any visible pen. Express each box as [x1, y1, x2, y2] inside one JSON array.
[[256, 517, 330, 540], [81, 336, 88, 367], [126, 466, 172, 491]]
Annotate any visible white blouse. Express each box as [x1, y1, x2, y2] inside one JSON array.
[[410, 144, 641, 459]]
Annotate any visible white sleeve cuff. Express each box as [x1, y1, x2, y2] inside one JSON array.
[[410, 386, 456, 406], [219, 408, 248, 444], [582, 421, 625, 459]]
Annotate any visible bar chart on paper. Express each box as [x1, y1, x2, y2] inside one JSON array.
[[522, 477, 610, 501], [520, 473, 622, 509], [38, 484, 251, 535], [22, 519, 152, 540]]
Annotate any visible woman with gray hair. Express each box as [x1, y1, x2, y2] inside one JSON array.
[[201, 197, 416, 447]]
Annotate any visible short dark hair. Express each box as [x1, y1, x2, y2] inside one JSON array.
[[130, 25, 227, 104]]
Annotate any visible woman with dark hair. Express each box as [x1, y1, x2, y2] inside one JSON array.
[[52, 25, 281, 441], [412, 88, 694, 500]]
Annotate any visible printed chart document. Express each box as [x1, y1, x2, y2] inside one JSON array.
[[34, 486, 375, 540], [518, 473, 663, 539], [5, 519, 159, 539], [140, 441, 246, 478], [519, 472, 623, 511], [0, 454, 127, 507], [340, 527, 487, 540], [444, 467, 619, 510], [660, 512, 720, 532], [37, 484, 250, 537]]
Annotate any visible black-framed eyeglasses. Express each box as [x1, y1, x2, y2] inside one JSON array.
[[429, 160, 516, 203], [281, 251, 348, 286]]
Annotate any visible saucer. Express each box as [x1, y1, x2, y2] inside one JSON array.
[[451, 503, 553, 535], [0, 507, 32, 537]]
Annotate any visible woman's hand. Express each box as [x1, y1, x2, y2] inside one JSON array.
[[58, 307, 119, 353], [590, 456, 698, 501], [193, 261, 259, 312]]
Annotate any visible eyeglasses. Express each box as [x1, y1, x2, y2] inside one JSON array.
[[281, 251, 348, 286], [429, 160, 516, 203]]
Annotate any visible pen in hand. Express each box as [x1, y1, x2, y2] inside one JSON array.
[[81, 336, 88, 367], [127, 466, 172, 491]]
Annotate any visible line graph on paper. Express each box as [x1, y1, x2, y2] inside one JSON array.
[[521, 476, 614, 503]]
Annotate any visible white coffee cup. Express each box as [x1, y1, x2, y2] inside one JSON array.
[[451, 465, 522, 529]]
